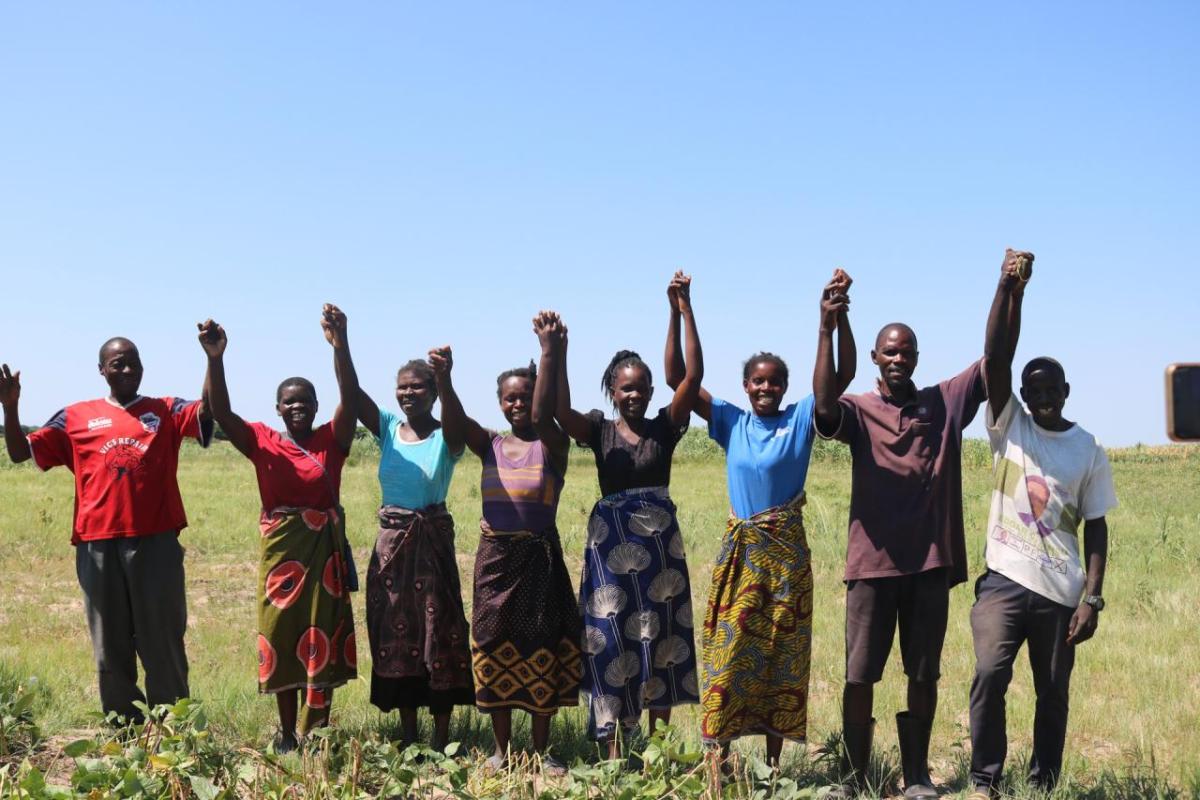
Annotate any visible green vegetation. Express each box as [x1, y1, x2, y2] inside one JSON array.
[[1, 432, 1198, 798]]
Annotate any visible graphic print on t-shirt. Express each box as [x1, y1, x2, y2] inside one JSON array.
[[139, 411, 161, 433], [983, 393, 1117, 607], [991, 456, 1079, 576], [99, 436, 149, 480], [27, 396, 208, 541]]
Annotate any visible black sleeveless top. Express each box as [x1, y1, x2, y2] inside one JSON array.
[[581, 407, 687, 497]]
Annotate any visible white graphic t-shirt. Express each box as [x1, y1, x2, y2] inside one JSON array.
[[984, 395, 1118, 607]]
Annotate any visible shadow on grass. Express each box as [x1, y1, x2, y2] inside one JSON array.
[[938, 744, 1189, 800]]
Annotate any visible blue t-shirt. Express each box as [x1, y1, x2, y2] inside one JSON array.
[[377, 407, 462, 509], [707, 395, 817, 519]]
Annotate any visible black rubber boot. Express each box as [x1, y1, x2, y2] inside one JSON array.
[[896, 712, 938, 799], [828, 718, 875, 799]]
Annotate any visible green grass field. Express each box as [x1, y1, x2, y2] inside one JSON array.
[[1, 433, 1198, 798]]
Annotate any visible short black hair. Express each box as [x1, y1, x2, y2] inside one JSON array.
[[602, 350, 652, 398], [497, 361, 537, 398], [1022, 356, 1066, 385], [742, 352, 789, 383], [98, 337, 137, 364], [397, 359, 438, 399], [874, 322, 918, 351], [276, 376, 317, 403]]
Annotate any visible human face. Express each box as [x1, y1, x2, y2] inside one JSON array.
[[743, 360, 787, 416], [396, 370, 435, 419], [99, 342, 144, 403], [872, 327, 919, 393], [499, 376, 533, 431], [276, 384, 317, 436], [1021, 368, 1070, 430], [611, 365, 652, 422]]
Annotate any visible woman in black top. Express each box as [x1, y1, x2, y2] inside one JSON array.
[[553, 272, 704, 760]]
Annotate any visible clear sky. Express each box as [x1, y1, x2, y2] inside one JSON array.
[[2, 2, 1196, 446]]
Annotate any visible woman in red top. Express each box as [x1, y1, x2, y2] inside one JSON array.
[[198, 305, 360, 753]]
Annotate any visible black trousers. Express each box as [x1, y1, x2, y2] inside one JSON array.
[[75, 532, 190, 719], [968, 570, 1075, 790]]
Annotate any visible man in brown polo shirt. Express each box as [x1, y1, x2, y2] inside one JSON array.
[[814, 253, 1026, 799]]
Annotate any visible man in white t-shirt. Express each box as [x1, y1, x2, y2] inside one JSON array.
[[968, 252, 1118, 798]]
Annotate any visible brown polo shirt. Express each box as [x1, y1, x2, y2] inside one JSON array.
[[821, 359, 986, 587]]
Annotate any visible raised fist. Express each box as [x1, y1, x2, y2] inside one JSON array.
[[428, 346, 453, 376], [197, 319, 227, 358], [321, 304, 349, 348]]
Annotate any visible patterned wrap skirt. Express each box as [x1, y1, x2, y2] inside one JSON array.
[[471, 521, 582, 713], [256, 506, 357, 716], [701, 493, 812, 745], [366, 504, 474, 712], [579, 486, 699, 740]]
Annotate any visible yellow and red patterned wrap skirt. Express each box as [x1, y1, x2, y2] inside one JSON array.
[[700, 493, 812, 744]]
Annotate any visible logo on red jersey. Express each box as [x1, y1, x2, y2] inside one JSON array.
[[99, 437, 149, 479], [139, 412, 161, 433], [87, 417, 113, 431]]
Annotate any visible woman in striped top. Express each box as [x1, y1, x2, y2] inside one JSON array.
[[431, 311, 580, 775]]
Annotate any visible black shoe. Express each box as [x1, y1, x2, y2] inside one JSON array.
[[896, 712, 937, 799], [828, 718, 875, 799], [271, 731, 299, 755]]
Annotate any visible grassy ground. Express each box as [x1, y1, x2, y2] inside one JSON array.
[[1, 433, 1197, 798]]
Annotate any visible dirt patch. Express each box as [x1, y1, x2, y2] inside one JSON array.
[[20, 729, 94, 787]]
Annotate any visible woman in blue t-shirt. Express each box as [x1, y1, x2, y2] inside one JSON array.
[[665, 269, 855, 767], [356, 356, 473, 750]]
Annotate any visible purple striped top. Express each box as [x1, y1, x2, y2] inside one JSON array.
[[480, 435, 563, 532]]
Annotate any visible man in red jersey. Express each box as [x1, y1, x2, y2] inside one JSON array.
[[1, 337, 211, 721]]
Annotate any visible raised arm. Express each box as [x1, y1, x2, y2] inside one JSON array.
[[531, 312, 571, 468], [814, 269, 853, 434], [0, 365, 32, 463], [666, 273, 706, 426], [197, 320, 254, 457], [664, 271, 713, 421], [835, 292, 857, 394], [321, 304, 360, 452], [428, 346, 490, 458], [984, 249, 1033, 419], [664, 274, 684, 387], [552, 316, 596, 444], [355, 388, 382, 438]]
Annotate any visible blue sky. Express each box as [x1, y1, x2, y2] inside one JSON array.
[[2, 2, 1196, 445]]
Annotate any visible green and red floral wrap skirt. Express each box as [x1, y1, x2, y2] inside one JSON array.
[[256, 506, 357, 709]]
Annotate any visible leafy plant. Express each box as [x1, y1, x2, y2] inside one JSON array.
[[0, 671, 41, 760]]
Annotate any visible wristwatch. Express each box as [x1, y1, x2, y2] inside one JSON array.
[[1082, 595, 1105, 611]]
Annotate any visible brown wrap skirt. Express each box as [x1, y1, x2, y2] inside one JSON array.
[[471, 521, 582, 713], [366, 503, 474, 712]]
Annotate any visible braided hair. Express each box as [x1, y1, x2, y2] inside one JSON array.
[[601, 350, 652, 399], [496, 361, 537, 397], [742, 352, 789, 383]]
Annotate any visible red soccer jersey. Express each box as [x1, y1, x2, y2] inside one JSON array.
[[27, 396, 211, 544], [245, 421, 348, 513]]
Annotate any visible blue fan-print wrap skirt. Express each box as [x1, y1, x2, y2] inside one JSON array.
[[579, 486, 698, 740]]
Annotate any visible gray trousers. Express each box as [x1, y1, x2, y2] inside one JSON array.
[[969, 569, 1075, 791], [75, 531, 190, 719]]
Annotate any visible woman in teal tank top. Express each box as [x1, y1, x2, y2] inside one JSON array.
[[356, 359, 474, 750]]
